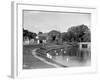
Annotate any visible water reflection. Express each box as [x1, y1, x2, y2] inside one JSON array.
[[50, 48, 91, 67]]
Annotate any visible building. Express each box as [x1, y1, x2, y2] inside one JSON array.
[[37, 30, 62, 45], [79, 42, 91, 50], [37, 33, 48, 44], [77, 42, 91, 57], [47, 30, 62, 45]]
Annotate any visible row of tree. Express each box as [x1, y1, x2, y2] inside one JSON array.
[[62, 24, 91, 42], [23, 24, 91, 42], [23, 29, 37, 40]]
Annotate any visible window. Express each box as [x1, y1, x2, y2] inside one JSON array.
[[82, 44, 88, 48], [52, 36, 56, 41]]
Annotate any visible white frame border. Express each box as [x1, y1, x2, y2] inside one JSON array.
[[11, 1, 97, 78]]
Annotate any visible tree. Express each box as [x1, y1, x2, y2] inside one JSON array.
[[62, 24, 91, 42], [38, 32, 43, 35], [82, 30, 91, 42], [23, 28, 37, 40], [62, 32, 71, 42], [28, 32, 37, 40], [23, 29, 29, 41], [23, 29, 28, 37]]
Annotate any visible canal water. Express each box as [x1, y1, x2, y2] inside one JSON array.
[[51, 49, 91, 67]]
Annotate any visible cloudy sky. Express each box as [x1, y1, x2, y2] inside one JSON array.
[[23, 10, 91, 33]]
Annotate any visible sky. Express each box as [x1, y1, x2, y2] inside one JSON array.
[[23, 10, 91, 34]]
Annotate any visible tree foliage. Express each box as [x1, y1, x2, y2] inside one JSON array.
[[38, 32, 43, 35], [62, 24, 91, 42], [23, 28, 37, 40]]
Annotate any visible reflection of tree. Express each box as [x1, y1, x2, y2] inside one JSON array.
[[62, 24, 91, 42]]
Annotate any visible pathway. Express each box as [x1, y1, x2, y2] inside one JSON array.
[[32, 49, 64, 68]]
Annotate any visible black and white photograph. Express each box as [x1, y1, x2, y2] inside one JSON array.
[[23, 10, 91, 69]]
